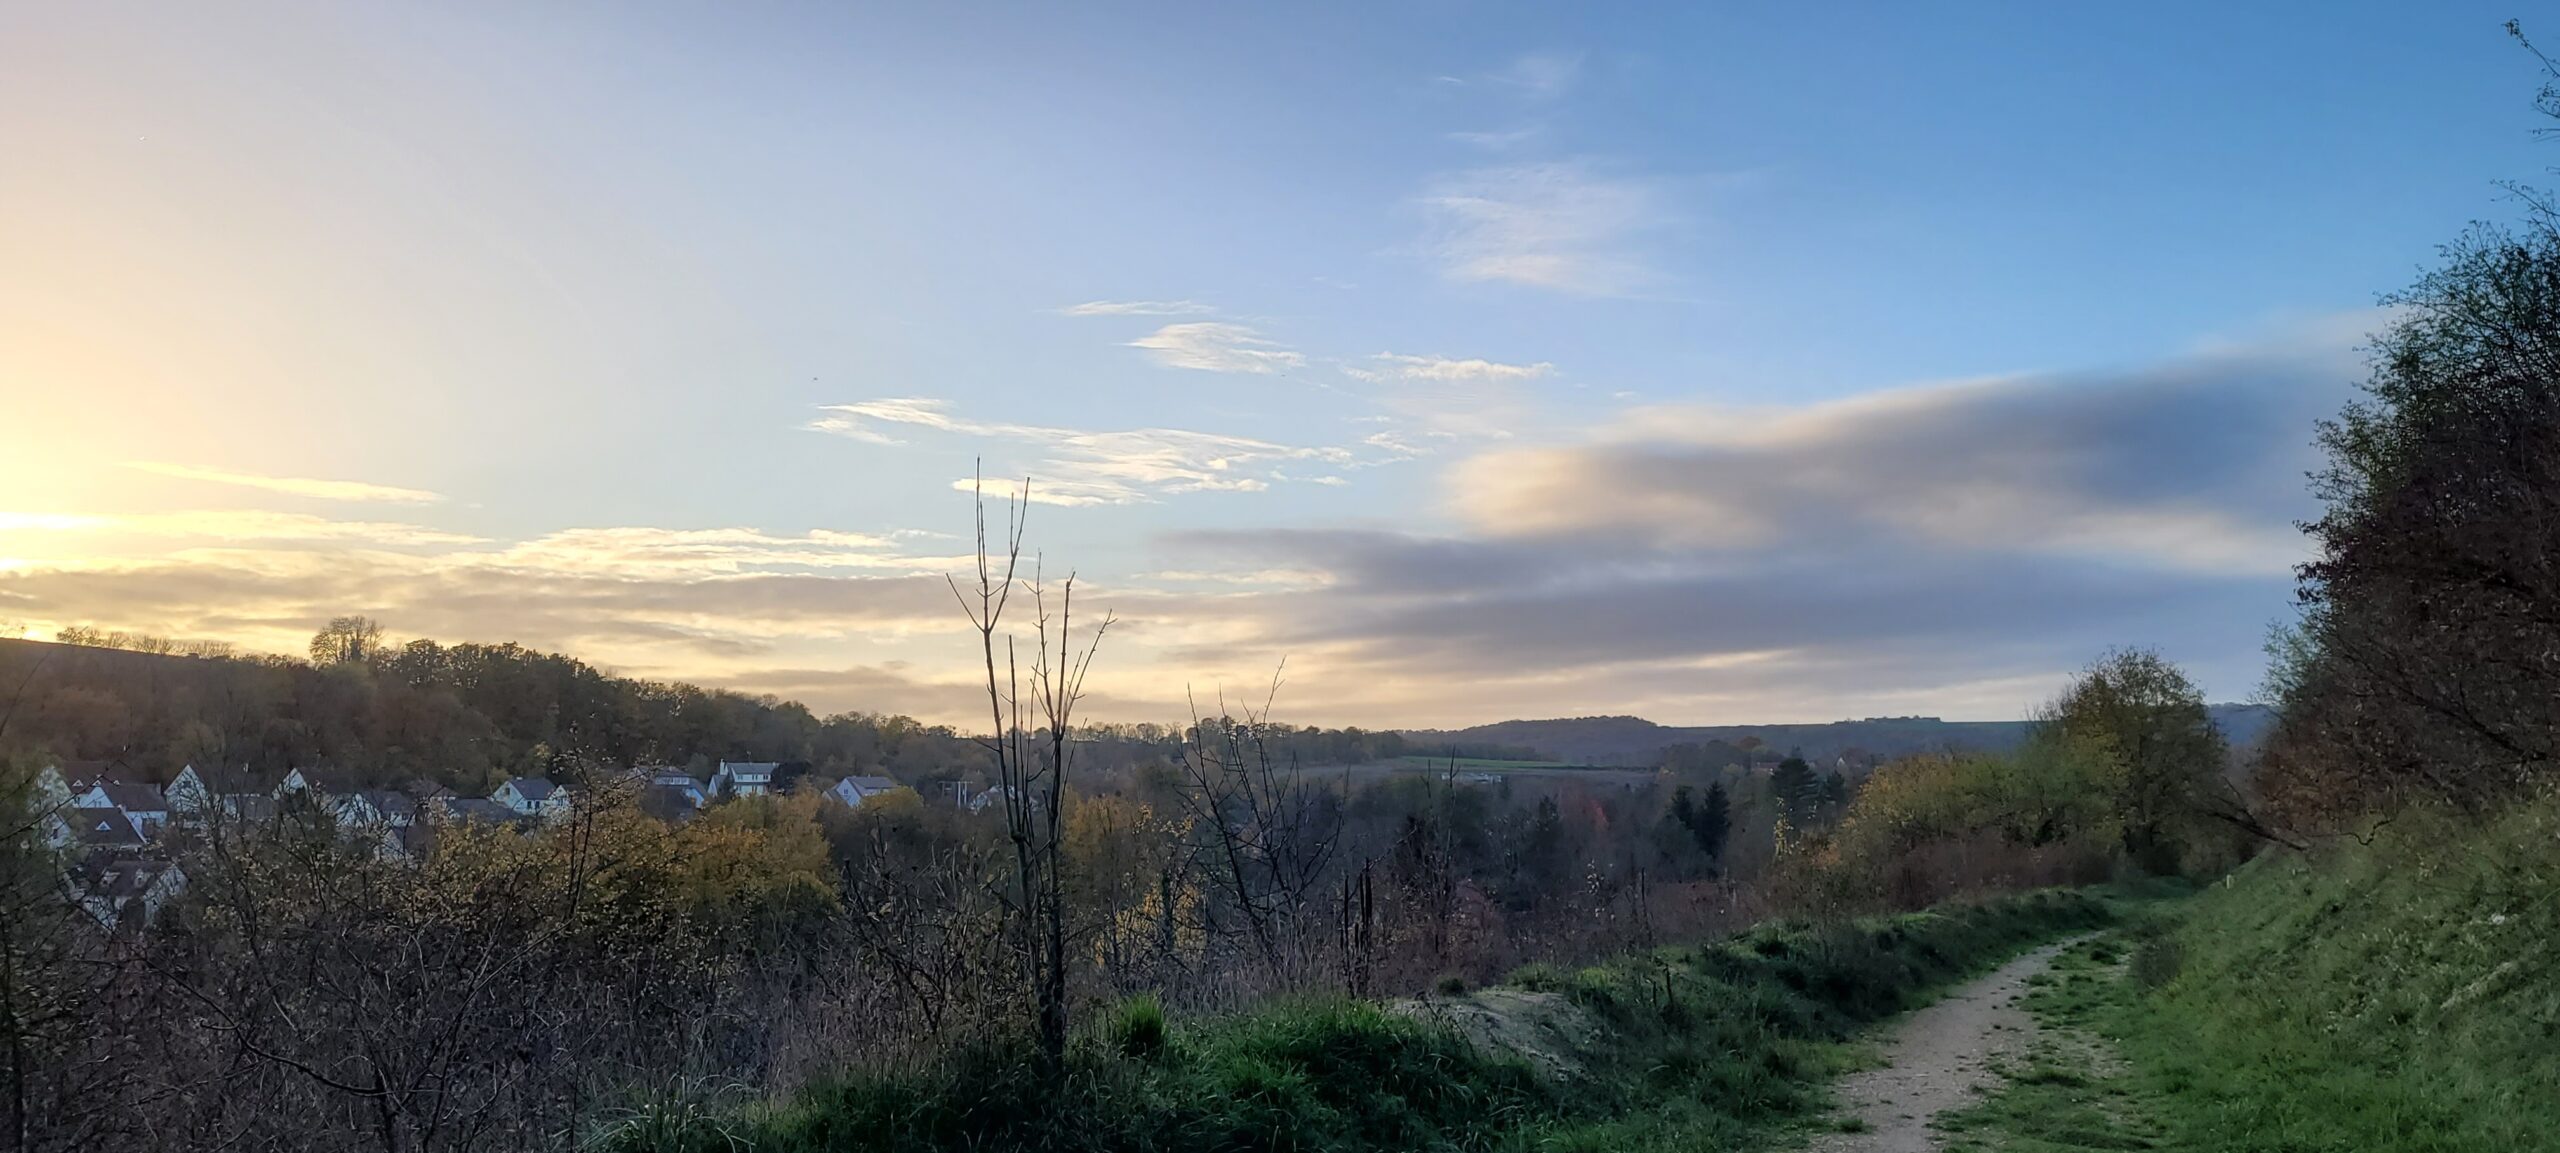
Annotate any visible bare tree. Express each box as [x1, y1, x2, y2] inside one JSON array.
[[1172, 669, 1344, 988], [948, 473, 1110, 1070]]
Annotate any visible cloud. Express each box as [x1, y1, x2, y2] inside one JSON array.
[[1447, 342, 2350, 577], [807, 398, 1354, 505], [1447, 126, 1542, 151], [1138, 329, 2364, 719], [1348, 353, 1555, 384], [1126, 322, 1305, 374], [0, 508, 484, 549], [1492, 52, 1583, 101], [1058, 300, 1216, 317], [1417, 162, 1671, 295], [1342, 354, 1558, 445], [123, 461, 443, 503]]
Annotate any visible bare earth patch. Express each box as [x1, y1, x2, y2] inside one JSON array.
[[1805, 936, 2091, 1153]]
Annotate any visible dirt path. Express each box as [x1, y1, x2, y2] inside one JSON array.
[[1805, 936, 2089, 1153]]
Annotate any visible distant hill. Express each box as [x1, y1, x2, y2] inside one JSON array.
[[1407, 705, 2277, 767]]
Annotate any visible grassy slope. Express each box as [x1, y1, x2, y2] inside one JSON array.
[[606, 890, 2113, 1153], [1953, 801, 2560, 1153]]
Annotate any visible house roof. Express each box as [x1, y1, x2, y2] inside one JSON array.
[[177, 764, 270, 792], [839, 775, 901, 793], [504, 777, 559, 801], [635, 783, 704, 823], [716, 761, 779, 780], [77, 855, 179, 900], [92, 782, 169, 812], [70, 807, 143, 846], [352, 790, 419, 819], [440, 797, 521, 824], [59, 761, 147, 789]]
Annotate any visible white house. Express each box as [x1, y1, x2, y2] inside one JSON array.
[[334, 789, 419, 829], [710, 761, 778, 799], [621, 766, 709, 809], [74, 781, 169, 839], [32, 765, 72, 813], [71, 856, 187, 926], [825, 775, 907, 809], [492, 776, 571, 819]]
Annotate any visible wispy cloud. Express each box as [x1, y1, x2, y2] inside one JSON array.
[[1447, 126, 1542, 151], [123, 461, 444, 503], [1, 508, 482, 548], [1348, 353, 1555, 384], [1492, 51, 1583, 101], [807, 398, 1353, 505], [1417, 162, 1670, 295], [1127, 322, 1305, 374], [1057, 300, 1217, 317]]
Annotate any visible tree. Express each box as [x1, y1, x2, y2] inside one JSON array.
[[308, 616, 384, 666], [1769, 755, 1817, 829], [950, 474, 1109, 1074], [1693, 781, 1731, 866], [2041, 649, 2224, 873]]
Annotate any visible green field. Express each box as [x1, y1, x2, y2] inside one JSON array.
[[1388, 754, 1582, 770]]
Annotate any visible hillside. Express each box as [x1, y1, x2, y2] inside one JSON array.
[[1412, 705, 2277, 766]]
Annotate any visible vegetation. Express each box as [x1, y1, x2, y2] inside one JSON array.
[[607, 888, 2114, 1153], [1939, 802, 2560, 1153]]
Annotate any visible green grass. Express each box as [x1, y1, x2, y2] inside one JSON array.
[[1389, 755, 1578, 770], [1935, 933, 2170, 1152], [601, 889, 2114, 1153], [1950, 800, 2560, 1153]]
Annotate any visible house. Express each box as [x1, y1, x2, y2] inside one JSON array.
[[438, 797, 523, 826], [274, 766, 341, 799], [492, 776, 571, 819], [32, 765, 72, 813], [169, 764, 274, 820], [69, 854, 187, 926], [377, 823, 436, 861], [64, 807, 145, 849], [825, 775, 907, 809], [334, 789, 419, 829], [634, 783, 705, 824], [619, 766, 709, 809], [71, 782, 168, 839], [710, 761, 778, 800]]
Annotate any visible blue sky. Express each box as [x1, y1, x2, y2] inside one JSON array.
[[2, 2, 2550, 726]]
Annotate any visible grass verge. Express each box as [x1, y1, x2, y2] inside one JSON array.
[[599, 889, 2113, 1153], [1953, 800, 2560, 1153]]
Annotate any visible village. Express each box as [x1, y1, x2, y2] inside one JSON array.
[[29, 759, 943, 927]]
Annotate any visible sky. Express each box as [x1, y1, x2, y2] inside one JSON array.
[[1, 2, 2550, 728]]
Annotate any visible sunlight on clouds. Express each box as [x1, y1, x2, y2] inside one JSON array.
[[122, 460, 444, 503], [809, 398, 1357, 505], [1417, 162, 1670, 295], [1126, 322, 1305, 374], [1057, 300, 1216, 317], [1347, 353, 1554, 383]]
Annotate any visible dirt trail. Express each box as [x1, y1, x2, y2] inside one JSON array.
[[1805, 936, 2088, 1153]]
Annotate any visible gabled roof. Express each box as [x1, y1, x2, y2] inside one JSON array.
[[503, 777, 559, 802], [76, 854, 181, 900], [716, 761, 779, 780], [635, 783, 704, 823], [59, 761, 146, 790], [350, 790, 418, 820], [440, 797, 521, 824], [839, 775, 901, 793], [91, 782, 169, 812], [70, 807, 143, 846]]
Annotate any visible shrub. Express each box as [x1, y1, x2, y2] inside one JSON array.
[[1108, 994, 1166, 1060]]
